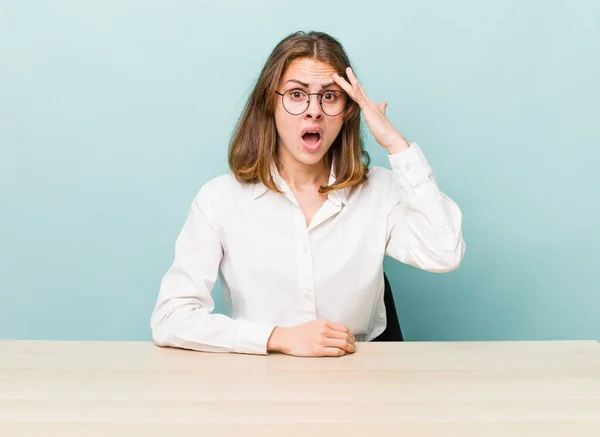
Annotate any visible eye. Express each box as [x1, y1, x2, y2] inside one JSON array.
[[323, 91, 338, 101], [288, 89, 308, 101]]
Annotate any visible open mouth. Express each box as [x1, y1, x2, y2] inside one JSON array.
[[302, 132, 321, 145], [302, 131, 322, 147]]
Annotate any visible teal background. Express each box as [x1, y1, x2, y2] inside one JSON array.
[[1, 1, 598, 341]]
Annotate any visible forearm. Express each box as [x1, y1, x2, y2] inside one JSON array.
[[152, 296, 276, 354]]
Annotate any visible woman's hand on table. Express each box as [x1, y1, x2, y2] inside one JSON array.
[[267, 320, 356, 357]]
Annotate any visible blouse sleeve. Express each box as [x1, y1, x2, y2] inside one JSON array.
[[384, 142, 466, 272]]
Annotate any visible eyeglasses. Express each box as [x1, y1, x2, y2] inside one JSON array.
[[275, 89, 348, 116]]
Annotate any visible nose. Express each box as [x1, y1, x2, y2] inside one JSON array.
[[304, 94, 323, 120]]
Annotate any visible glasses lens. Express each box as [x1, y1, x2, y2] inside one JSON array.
[[321, 90, 347, 116], [283, 90, 309, 115]]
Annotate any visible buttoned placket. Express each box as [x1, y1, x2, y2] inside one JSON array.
[[277, 179, 344, 323]]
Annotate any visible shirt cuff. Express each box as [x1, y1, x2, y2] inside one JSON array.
[[387, 142, 433, 188], [234, 321, 277, 355]]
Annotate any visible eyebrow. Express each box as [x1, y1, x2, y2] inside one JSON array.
[[284, 79, 337, 90]]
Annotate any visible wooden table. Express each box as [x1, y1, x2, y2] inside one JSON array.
[[1, 340, 599, 436]]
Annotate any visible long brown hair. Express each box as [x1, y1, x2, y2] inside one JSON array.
[[228, 31, 370, 194]]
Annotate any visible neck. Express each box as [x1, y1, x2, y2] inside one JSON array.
[[277, 152, 330, 190]]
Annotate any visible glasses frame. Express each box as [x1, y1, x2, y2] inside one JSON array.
[[274, 89, 350, 117]]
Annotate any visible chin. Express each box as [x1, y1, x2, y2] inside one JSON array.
[[295, 146, 329, 165]]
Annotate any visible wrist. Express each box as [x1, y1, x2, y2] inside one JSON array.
[[385, 137, 410, 154], [383, 132, 410, 154], [267, 326, 284, 352]]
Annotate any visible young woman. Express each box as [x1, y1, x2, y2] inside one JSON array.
[[151, 31, 466, 357]]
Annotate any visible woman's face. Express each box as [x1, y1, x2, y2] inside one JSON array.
[[274, 58, 346, 168]]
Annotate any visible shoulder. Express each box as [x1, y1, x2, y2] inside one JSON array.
[[192, 172, 255, 216], [363, 165, 397, 192], [196, 173, 239, 199], [344, 165, 397, 206], [367, 165, 395, 181]]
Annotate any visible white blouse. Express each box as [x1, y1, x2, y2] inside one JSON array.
[[151, 142, 466, 354]]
